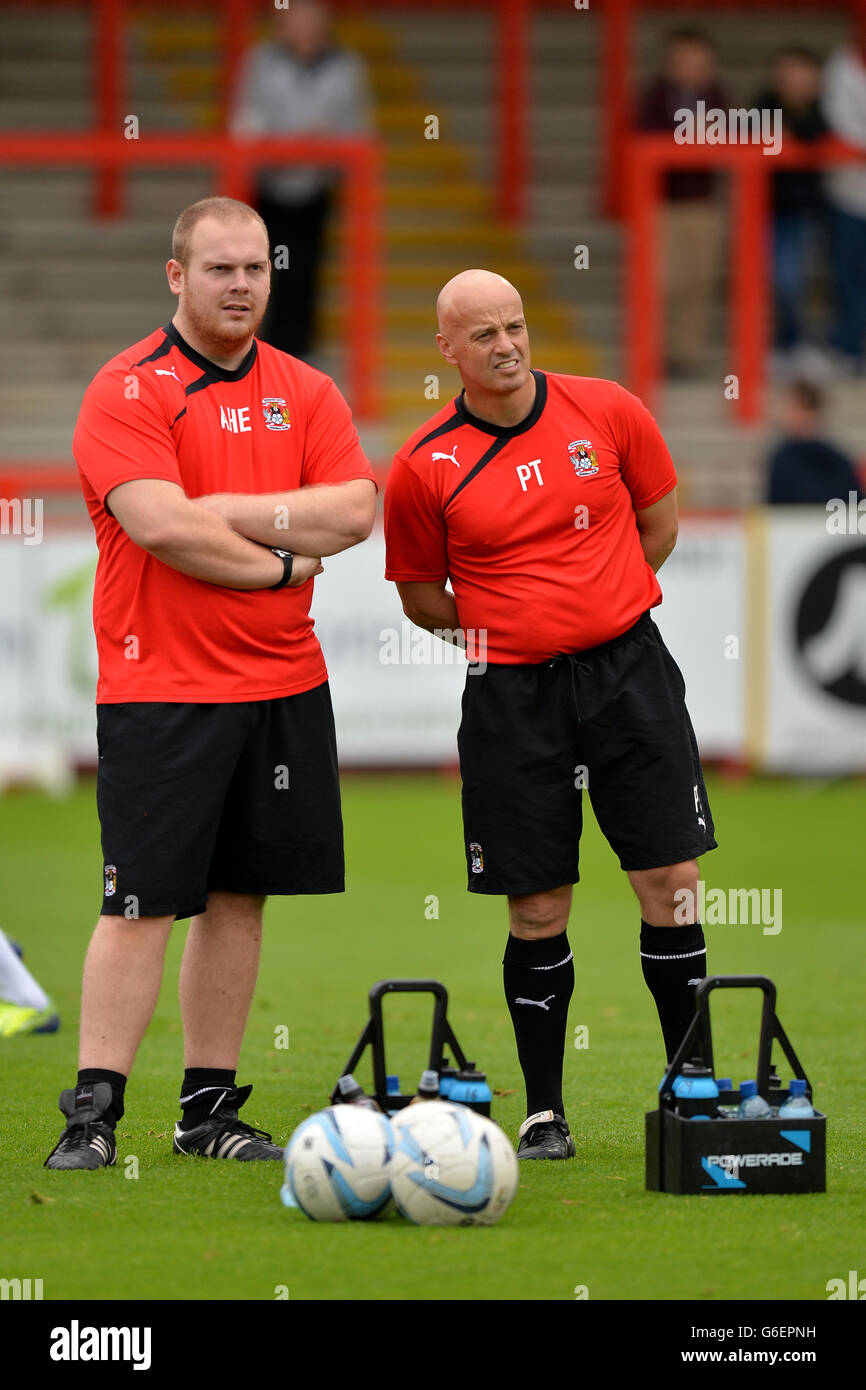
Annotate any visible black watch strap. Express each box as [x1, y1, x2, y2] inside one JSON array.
[[268, 549, 294, 590]]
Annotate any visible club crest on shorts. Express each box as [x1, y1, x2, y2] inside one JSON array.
[[568, 439, 598, 477], [469, 842, 484, 874], [103, 864, 117, 898], [262, 397, 291, 431]]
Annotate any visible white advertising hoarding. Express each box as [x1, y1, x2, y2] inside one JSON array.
[[650, 516, 745, 758], [1, 511, 862, 774], [755, 508, 866, 773]]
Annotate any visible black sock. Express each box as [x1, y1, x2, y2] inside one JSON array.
[[77, 1068, 126, 1127], [503, 933, 574, 1119], [179, 1068, 237, 1130], [640, 921, 707, 1063]]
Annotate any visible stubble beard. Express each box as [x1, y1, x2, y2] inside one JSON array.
[[181, 290, 269, 359]]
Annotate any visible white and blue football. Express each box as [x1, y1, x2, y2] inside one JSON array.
[[281, 1106, 394, 1222], [390, 1101, 519, 1227]]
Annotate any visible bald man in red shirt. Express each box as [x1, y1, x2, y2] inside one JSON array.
[[385, 269, 717, 1161], [45, 197, 376, 1170]]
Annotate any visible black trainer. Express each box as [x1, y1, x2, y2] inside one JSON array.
[[517, 1109, 576, 1160], [173, 1083, 282, 1161], [44, 1082, 117, 1170]]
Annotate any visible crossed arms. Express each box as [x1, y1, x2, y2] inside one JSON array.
[[107, 477, 377, 590], [107, 474, 673, 610]]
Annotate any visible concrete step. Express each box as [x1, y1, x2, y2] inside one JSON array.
[[531, 187, 613, 223], [0, 342, 129, 384], [0, 97, 196, 131], [0, 58, 89, 99], [370, 13, 494, 51], [0, 219, 183, 257], [0, 427, 81, 458], [404, 66, 600, 105], [0, 168, 492, 219], [0, 9, 90, 58], [374, 102, 598, 145]]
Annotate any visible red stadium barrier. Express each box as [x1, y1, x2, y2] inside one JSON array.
[[1, 0, 864, 427], [2, 0, 856, 223], [624, 134, 866, 422], [0, 132, 383, 420]]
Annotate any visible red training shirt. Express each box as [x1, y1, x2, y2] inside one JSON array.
[[384, 371, 677, 663], [75, 323, 376, 702]]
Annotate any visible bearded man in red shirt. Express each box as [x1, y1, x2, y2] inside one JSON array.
[[45, 197, 376, 1170]]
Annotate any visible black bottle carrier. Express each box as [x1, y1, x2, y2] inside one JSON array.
[[646, 975, 826, 1195], [330, 979, 491, 1116]]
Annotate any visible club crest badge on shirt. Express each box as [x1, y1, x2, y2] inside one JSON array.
[[262, 397, 291, 431], [469, 842, 484, 874], [568, 439, 598, 477], [104, 864, 117, 898]]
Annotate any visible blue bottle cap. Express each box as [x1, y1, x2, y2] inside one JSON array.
[[716, 1079, 733, 1090], [789, 1079, 807, 1096], [740, 1080, 757, 1097], [386, 1075, 400, 1095]]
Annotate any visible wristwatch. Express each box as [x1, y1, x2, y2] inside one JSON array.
[[268, 548, 294, 590]]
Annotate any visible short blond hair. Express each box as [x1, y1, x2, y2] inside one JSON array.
[[171, 197, 269, 268]]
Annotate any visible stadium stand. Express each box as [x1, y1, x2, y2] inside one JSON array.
[[1, 2, 865, 502]]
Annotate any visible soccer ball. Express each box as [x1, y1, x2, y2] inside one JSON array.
[[390, 1101, 519, 1227], [281, 1106, 394, 1222]]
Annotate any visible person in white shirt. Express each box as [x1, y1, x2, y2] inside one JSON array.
[[232, 0, 373, 360]]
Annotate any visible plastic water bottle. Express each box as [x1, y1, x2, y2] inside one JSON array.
[[334, 1073, 380, 1111], [737, 1080, 772, 1118], [408, 1069, 441, 1104], [672, 1065, 719, 1119], [447, 1070, 493, 1107], [778, 1079, 815, 1118]]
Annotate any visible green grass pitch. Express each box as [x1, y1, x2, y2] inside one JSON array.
[[0, 773, 863, 1302]]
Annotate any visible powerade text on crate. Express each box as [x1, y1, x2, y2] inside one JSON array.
[[646, 976, 826, 1195]]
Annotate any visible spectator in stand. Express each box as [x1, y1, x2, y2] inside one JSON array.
[[765, 379, 864, 504], [231, 0, 373, 361], [754, 50, 828, 368], [640, 30, 728, 380], [822, 33, 866, 373]]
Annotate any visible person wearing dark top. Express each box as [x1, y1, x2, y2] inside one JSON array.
[[765, 380, 864, 504], [640, 30, 728, 378], [755, 50, 828, 354]]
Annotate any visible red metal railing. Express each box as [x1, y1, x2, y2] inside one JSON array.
[[0, 0, 859, 224], [1, 0, 863, 427], [625, 134, 866, 422], [0, 132, 383, 419]]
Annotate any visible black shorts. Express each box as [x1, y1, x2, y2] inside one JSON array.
[[457, 612, 717, 895], [96, 681, 344, 920]]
